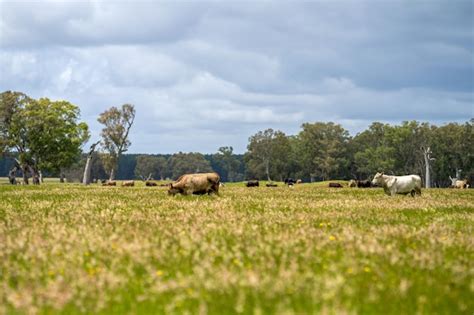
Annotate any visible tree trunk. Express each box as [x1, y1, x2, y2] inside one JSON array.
[[83, 156, 93, 185], [265, 160, 271, 181], [60, 171, 65, 183], [456, 169, 461, 179], [83, 141, 100, 185], [22, 165, 29, 185], [8, 167, 17, 185], [28, 165, 40, 185], [424, 156, 430, 188], [422, 146, 433, 189], [109, 168, 115, 181]]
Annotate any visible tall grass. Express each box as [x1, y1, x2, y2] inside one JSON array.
[[1, 182, 473, 314]]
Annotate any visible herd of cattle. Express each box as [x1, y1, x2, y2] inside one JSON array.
[[97, 171, 470, 197]]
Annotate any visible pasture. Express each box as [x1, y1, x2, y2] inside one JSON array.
[[1, 181, 473, 314]]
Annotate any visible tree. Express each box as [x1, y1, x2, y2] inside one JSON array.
[[83, 141, 100, 185], [0, 91, 89, 184], [98, 104, 135, 180], [0, 91, 35, 183], [430, 121, 474, 186], [135, 155, 168, 180], [213, 146, 241, 182], [168, 152, 213, 179], [298, 122, 349, 181], [351, 122, 394, 179], [26, 98, 89, 178], [354, 146, 396, 177], [421, 146, 434, 188], [385, 121, 431, 176], [245, 129, 291, 181]]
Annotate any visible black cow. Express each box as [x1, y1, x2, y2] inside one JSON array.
[[357, 180, 372, 188], [284, 178, 296, 186], [246, 180, 259, 187]]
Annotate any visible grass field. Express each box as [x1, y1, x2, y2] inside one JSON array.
[[1, 181, 473, 314]]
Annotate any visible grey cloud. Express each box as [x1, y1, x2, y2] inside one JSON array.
[[0, 1, 203, 48], [0, 0, 472, 153]]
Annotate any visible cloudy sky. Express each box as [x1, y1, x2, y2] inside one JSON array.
[[1, 0, 473, 153]]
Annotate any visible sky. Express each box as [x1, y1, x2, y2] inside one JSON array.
[[0, 0, 473, 154]]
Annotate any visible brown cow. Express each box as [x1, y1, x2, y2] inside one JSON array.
[[145, 181, 158, 186], [328, 182, 343, 188], [121, 180, 135, 187], [102, 181, 117, 186], [266, 182, 278, 187], [168, 172, 220, 196], [453, 179, 468, 189]]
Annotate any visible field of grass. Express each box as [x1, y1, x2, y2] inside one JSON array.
[[1, 181, 473, 314]]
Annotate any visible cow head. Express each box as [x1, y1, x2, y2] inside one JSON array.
[[167, 183, 181, 195], [372, 172, 384, 186]]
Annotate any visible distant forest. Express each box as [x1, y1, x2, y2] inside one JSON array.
[[1, 119, 472, 187]]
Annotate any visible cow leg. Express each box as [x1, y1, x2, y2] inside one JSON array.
[[415, 187, 422, 196], [410, 190, 415, 197]]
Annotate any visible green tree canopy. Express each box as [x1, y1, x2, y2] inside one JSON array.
[[98, 104, 135, 180], [245, 129, 290, 181], [168, 152, 213, 179], [135, 155, 168, 180], [0, 91, 89, 184], [298, 122, 350, 181], [213, 146, 241, 182]]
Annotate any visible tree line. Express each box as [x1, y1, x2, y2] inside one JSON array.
[[1, 91, 472, 187], [244, 121, 473, 187]]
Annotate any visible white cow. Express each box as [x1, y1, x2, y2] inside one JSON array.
[[371, 172, 422, 197]]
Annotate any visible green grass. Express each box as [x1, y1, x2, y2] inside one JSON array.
[[0, 182, 473, 314]]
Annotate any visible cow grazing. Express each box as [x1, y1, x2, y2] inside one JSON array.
[[371, 172, 422, 197], [348, 180, 357, 187], [102, 181, 117, 186], [357, 180, 372, 188], [266, 182, 278, 187], [454, 179, 468, 189], [449, 176, 468, 189], [284, 178, 296, 186], [121, 180, 135, 187], [168, 172, 220, 196], [328, 182, 343, 188], [145, 181, 158, 187], [246, 180, 259, 187]]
